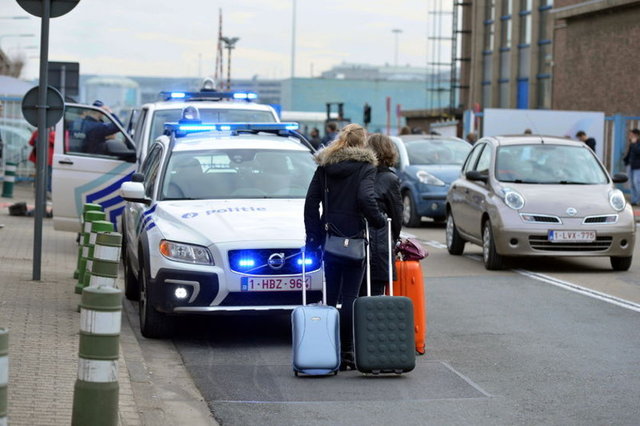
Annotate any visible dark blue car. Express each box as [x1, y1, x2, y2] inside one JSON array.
[[391, 135, 471, 227]]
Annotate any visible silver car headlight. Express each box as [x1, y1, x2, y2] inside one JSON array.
[[159, 240, 214, 265], [416, 170, 445, 186], [609, 189, 626, 212], [501, 188, 525, 210]]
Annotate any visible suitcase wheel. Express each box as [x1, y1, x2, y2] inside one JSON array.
[[333, 371, 338, 376], [416, 347, 426, 355], [294, 371, 299, 377]]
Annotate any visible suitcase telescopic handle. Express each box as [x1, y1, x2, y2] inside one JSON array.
[[365, 220, 371, 297], [300, 248, 327, 306], [387, 217, 394, 296]]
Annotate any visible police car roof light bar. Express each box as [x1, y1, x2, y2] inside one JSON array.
[[159, 91, 258, 102], [164, 122, 300, 137]]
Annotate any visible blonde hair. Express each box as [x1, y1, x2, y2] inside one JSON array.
[[322, 123, 367, 157], [367, 133, 397, 167]]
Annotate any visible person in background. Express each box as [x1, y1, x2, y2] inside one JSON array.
[[0, 101, 4, 165], [82, 100, 121, 155], [623, 128, 640, 206], [411, 127, 425, 135], [28, 127, 56, 196], [524, 128, 533, 135], [321, 121, 339, 146], [308, 127, 322, 150], [466, 132, 478, 145], [304, 123, 386, 371], [399, 125, 411, 136], [359, 133, 403, 297], [576, 130, 596, 152]]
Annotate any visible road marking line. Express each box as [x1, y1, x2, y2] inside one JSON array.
[[407, 233, 640, 313], [513, 269, 640, 313]]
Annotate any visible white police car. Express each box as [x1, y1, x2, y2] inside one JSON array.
[[52, 88, 278, 233], [119, 121, 321, 338]]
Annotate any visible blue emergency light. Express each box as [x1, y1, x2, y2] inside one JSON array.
[[164, 121, 300, 137], [159, 90, 259, 102]]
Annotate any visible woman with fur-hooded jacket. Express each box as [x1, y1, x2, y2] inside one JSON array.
[[304, 123, 386, 371]]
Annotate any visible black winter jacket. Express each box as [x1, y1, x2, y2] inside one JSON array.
[[368, 166, 403, 282], [623, 142, 640, 170], [304, 146, 386, 250]]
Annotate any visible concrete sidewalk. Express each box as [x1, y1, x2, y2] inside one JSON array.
[[0, 182, 216, 425]]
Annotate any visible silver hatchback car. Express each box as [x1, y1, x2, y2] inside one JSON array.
[[445, 135, 636, 270]]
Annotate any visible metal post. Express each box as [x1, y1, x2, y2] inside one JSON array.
[[291, 0, 296, 79], [72, 287, 122, 426], [33, 0, 51, 281], [89, 232, 122, 289], [226, 45, 232, 91]]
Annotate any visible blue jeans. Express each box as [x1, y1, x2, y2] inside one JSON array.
[[631, 168, 640, 205]]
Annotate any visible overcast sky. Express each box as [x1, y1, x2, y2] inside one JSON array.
[[1, 0, 453, 81]]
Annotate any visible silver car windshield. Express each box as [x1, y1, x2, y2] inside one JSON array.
[[150, 108, 276, 147], [161, 149, 316, 200], [405, 139, 471, 165], [496, 144, 608, 184]]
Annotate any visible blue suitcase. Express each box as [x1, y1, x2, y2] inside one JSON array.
[[291, 251, 340, 376]]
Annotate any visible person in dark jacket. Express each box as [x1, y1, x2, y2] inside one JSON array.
[[623, 128, 640, 206], [304, 123, 386, 370], [82, 100, 121, 155], [359, 134, 403, 297], [576, 130, 596, 152]]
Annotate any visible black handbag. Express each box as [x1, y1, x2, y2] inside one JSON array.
[[322, 170, 366, 261]]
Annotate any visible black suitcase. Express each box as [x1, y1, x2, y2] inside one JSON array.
[[354, 218, 416, 374]]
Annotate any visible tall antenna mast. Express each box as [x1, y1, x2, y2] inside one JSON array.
[[214, 8, 224, 84]]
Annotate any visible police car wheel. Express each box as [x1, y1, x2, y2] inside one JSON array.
[[139, 263, 173, 338]]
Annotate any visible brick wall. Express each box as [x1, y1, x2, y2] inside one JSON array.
[[552, 3, 640, 115]]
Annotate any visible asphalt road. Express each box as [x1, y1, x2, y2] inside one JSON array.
[[155, 221, 640, 425]]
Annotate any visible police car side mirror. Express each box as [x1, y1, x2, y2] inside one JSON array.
[[120, 182, 151, 205], [466, 170, 488, 183]]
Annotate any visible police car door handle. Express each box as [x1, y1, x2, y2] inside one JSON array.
[[58, 159, 74, 165]]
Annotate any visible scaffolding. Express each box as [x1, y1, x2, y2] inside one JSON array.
[[426, 1, 471, 113]]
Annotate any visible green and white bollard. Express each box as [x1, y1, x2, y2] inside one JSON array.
[[0, 328, 8, 426], [74, 205, 104, 279], [76, 220, 113, 295], [88, 232, 122, 289], [72, 287, 121, 426], [1, 162, 17, 198]]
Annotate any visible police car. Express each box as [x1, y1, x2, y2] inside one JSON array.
[[51, 87, 279, 233], [119, 120, 322, 338]]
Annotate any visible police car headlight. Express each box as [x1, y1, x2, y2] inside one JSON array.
[[159, 240, 213, 265], [609, 189, 626, 212]]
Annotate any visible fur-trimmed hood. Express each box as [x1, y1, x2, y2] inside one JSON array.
[[314, 146, 378, 167]]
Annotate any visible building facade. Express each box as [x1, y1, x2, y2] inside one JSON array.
[[551, 0, 640, 115], [464, 0, 555, 111]]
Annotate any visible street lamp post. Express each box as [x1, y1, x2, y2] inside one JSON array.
[[220, 36, 239, 91], [392, 28, 402, 67]]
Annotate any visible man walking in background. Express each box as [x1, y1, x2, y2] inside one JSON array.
[[576, 130, 596, 152]]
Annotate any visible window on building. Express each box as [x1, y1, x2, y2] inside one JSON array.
[[519, 12, 531, 45], [537, 42, 551, 75], [483, 51, 493, 83], [500, 17, 512, 48], [502, 0, 512, 15], [518, 45, 530, 79]]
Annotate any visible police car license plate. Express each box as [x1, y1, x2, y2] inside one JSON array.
[[548, 230, 596, 242], [241, 276, 311, 292]]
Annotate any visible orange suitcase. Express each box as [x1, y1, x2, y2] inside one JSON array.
[[392, 260, 427, 355]]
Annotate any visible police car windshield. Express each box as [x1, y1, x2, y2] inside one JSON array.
[[161, 148, 316, 200], [150, 109, 277, 146], [496, 144, 609, 184]]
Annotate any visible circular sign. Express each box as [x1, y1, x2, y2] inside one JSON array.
[[17, 0, 80, 18], [21, 86, 65, 128]]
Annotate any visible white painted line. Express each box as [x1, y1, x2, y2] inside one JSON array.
[[440, 361, 492, 397], [411, 234, 640, 313], [514, 269, 640, 313]]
